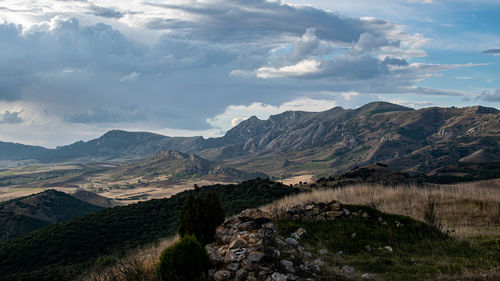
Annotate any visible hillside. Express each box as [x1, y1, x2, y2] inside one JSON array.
[[0, 178, 298, 281], [71, 190, 121, 208], [111, 150, 268, 182], [0, 189, 103, 243], [0, 141, 49, 161], [41, 130, 203, 162]]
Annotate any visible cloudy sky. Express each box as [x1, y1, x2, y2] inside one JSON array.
[[0, 0, 498, 147]]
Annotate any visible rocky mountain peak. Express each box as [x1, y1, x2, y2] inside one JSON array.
[[154, 150, 190, 160]]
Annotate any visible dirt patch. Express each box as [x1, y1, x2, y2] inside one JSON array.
[[279, 175, 314, 186]]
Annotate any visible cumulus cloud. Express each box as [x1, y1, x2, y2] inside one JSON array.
[[477, 89, 500, 102], [120, 72, 141, 82], [0, 110, 23, 124], [206, 97, 338, 133], [257, 59, 322, 79]]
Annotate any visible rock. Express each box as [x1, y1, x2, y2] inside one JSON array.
[[230, 238, 248, 249], [325, 211, 343, 218], [227, 262, 240, 272], [287, 274, 298, 281], [240, 258, 254, 271], [262, 222, 275, 231], [312, 258, 325, 267], [271, 272, 288, 281], [247, 251, 266, 262], [214, 269, 232, 280], [208, 249, 224, 266], [225, 248, 247, 263], [285, 237, 299, 247], [384, 246, 393, 253], [319, 249, 328, 255], [313, 264, 321, 273], [361, 273, 375, 280], [297, 246, 312, 259], [365, 245, 372, 252], [238, 221, 257, 231], [336, 250, 344, 255], [328, 201, 342, 210], [315, 215, 326, 221], [240, 209, 272, 223], [343, 208, 351, 216], [290, 233, 301, 240], [340, 265, 355, 275], [351, 232, 357, 239], [294, 227, 307, 237], [274, 237, 288, 247], [280, 259, 295, 273], [235, 268, 248, 281], [362, 212, 369, 218]]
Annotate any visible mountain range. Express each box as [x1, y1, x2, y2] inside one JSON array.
[[1, 102, 499, 176]]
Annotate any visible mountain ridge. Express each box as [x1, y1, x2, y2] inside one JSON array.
[[1, 102, 499, 177]]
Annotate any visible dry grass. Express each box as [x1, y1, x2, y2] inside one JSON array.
[[263, 182, 500, 238], [78, 236, 179, 281]]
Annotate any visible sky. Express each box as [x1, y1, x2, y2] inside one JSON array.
[[0, 0, 498, 147]]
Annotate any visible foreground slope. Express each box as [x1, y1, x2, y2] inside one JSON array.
[[0, 178, 298, 281], [0, 189, 103, 243]]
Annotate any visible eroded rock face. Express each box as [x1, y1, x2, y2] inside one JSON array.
[[207, 202, 350, 281]]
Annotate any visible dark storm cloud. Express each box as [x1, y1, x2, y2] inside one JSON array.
[[64, 108, 147, 124], [145, 0, 373, 44], [483, 49, 500, 54], [87, 4, 124, 19]]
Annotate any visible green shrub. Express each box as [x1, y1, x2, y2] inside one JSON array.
[[158, 235, 209, 281], [178, 191, 225, 245]]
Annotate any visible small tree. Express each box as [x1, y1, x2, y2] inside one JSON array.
[[178, 190, 225, 245], [158, 235, 209, 281]]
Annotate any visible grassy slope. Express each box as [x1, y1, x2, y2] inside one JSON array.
[[0, 178, 298, 281], [0, 190, 104, 243], [276, 205, 499, 280]]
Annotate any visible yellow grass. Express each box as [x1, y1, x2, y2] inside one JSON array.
[[78, 236, 179, 281], [263, 182, 500, 238]]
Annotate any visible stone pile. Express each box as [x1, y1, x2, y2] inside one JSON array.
[[206, 208, 324, 281], [277, 201, 348, 222]]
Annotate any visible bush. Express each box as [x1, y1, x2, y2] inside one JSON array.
[[178, 191, 225, 245], [157, 235, 209, 281]]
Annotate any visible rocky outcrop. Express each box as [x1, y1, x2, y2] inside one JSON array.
[[206, 202, 352, 281]]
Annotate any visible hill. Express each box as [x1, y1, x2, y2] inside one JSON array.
[[0, 189, 103, 243], [41, 130, 203, 162], [71, 190, 121, 208], [111, 150, 268, 182], [0, 141, 49, 161], [0, 178, 298, 281]]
